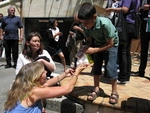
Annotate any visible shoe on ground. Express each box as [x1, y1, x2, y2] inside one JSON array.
[[5, 64, 12, 68], [117, 80, 126, 84], [130, 71, 144, 77], [130, 71, 139, 76], [12, 64, 16, 69]]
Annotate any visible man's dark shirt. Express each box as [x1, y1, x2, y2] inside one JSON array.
[[1, 15, 23, 40]]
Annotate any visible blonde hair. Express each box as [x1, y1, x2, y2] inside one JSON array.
[[4, 62, 45, 110]]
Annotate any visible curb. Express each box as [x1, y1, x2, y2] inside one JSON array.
[[46, 96, 84, 113]]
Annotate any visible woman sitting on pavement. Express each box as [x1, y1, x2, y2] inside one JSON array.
[[4, 62, 88, 113], [15, 32, 56, 78]]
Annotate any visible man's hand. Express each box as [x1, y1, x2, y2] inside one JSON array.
[[19, 35, 23, 41], [0, 35, 3, 40]]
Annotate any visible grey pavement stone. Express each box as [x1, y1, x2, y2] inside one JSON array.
[[46, 96, 84, 113]]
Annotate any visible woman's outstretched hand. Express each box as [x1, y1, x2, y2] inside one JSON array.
[[65, 63, 89, 77], [75, 63, 89, 76], [65, 68, 75, 77]]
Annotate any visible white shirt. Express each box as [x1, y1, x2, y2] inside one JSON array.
[[50, 27, 60, 42], [15, 50, 56, 75]]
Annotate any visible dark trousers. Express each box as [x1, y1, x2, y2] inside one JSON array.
[[139, 21, 150, 75], [118, 24, 133, 81], [4, 40, 18, 65], [118, 40, 132, 81]]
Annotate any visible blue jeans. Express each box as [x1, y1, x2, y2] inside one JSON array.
[[92, 46, 118, 80]]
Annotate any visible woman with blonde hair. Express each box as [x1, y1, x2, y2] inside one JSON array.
[[4, 62, 88, 113]]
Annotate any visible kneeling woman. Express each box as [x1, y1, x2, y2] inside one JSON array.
[[4, 62, 88, 113]]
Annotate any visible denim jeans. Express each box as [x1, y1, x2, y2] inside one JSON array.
[[93, 46, 118, 80]]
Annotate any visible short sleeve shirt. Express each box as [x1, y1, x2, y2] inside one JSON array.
[[120, 0, 140, 24], [84, 17, 119, 47], [1, 15, 23, 40], [50, 27, 60, 42]]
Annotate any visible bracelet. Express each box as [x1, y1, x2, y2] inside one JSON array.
[[57, 76, 60, 86], [73, 75, 78, 78]]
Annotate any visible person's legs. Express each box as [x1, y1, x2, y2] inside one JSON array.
[[0, 40, 3, 57], [110, 79, 117, 94], [4, 40, 12, 68], [93, 75, 101, 92], [118, 43, 127, 83], [58, 51, 66, 71], [87, 52, 103, 100], [12, 40, 18, 68], [109, 79, 118, 104], [138, 21, 150, 76], [126, 37, 132, 81], [105, 47, 118, 104]]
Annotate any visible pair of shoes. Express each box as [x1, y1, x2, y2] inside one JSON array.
[[5, 64, 12, 68], [87, 90, 101, 101], [117, 80, 126, 84], [109, 93, 119, 104]]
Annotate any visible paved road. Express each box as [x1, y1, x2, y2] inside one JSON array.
[[0, 59, 64, 112], [0, 63, 15, 112]]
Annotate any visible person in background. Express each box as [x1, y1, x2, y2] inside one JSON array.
[[106, 0, 140, 84], [132, 0, 150, 77], [15, 32, 56, 79], [69, 14, 86, 69], [0, 13, 3, 57], [4, 61, 88, 113], [0, 6, 24, 68], [78, 3, 119, 104], [46, 19, 66, 72]]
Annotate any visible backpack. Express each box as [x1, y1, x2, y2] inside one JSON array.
[[113, 10, 128, 43]]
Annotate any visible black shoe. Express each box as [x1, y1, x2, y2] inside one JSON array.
[[139, 73, 144, 77], [117, 80, 126, 84], [130, 71, 139, 76], [12, 64, 16, 69], [5, 64, 12, 68], [130, 71, 144, 77]]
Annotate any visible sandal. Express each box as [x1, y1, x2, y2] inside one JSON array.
[[87, 90, 100, 101], [109, 93, 119, 104]]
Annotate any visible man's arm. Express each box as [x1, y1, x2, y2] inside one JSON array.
[[0, 28, 3, 40], [19, 27, 24, 41], [85, 38, 114, 54], [73, 25, 84, 34]]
